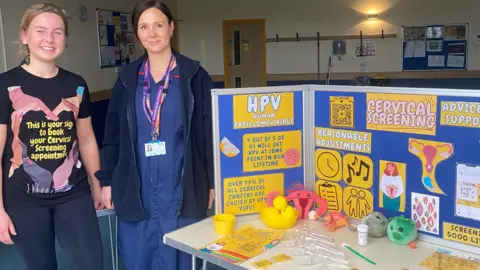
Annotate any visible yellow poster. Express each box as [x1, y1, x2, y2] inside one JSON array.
[[440, 101, 480, 128], [330, 96, 354, 128], [233, 92, 294, 129], [315, 127, 371, 154], [315, 180, 343, 212], [378, 160, 406, 212], [366, 93, 437, 135], [409, 139, 454, 195], [443, 222, 480, 247], [243, 130, 302, 172], [343, 186, 373, 219], [224, 173, 284, 215], [419, 251, 479, 270], [342, 154, 373, 189], [199, 225, 284, 264], [315, 149, 342, 181]]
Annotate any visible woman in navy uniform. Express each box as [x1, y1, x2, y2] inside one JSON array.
[[95, 1, 215, 269]]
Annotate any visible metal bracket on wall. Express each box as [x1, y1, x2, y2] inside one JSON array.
[[266, 30, 396, 43]]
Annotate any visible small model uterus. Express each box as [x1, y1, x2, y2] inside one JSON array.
[[409, 139, 453, 195], [286, 190, 328, 219]]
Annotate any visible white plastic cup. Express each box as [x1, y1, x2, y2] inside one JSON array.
[[357, 224, 369, 246]]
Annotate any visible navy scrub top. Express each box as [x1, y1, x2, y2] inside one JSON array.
[[135, 62, 184, 215]]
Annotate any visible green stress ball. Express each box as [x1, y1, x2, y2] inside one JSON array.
[[361, 211, 388, 238], [387, 215, 418, 249]]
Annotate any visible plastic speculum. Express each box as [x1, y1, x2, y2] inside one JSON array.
[[291, 240, 348, 267], [285, 229, 335, 248], [284, 236, 323, 249], [297, 237, 343, 256], [299, 253, 350, 268], [302, 234, 336, 246], [294, 225, 334, 241], [317, 263, 350, 269], [292, 247, 311, 256], [307, 231, 334, 241], [287, 225, 349, 267], [311, 243, 346, 259]]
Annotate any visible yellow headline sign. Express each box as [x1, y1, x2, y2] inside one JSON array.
[[366, 93, 437, 135], [443, 222, 480, 247], [243, 130, 302, 172], [440, 101, 480, 128], [233, 92, 294, 129], [315, 127, 371, 154], [223, 173, 284, 215]]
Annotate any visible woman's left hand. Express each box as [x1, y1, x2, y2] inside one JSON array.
[[92, 184, 105, 210], [208, 189, 215, 209]]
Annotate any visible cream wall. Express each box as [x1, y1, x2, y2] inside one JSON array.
[[177, 0, 480, 76], [0, 0, 180, 92]]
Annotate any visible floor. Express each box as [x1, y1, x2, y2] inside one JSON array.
[[0, 211, 226, 270]]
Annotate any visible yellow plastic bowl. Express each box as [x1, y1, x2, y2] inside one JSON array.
[[260, 207, 299, 229], [213, 214, 235, 234]]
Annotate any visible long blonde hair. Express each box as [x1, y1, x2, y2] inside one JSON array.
[[19, 3, 68, 61]]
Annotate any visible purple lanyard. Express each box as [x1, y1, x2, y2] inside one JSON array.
[[142, 54, 174, 141]]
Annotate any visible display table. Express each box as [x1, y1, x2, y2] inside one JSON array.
[[164, 217, 479, 270]]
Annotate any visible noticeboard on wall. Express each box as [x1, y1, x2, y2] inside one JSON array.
[[402, 23, 468, 71], [96, 8, 136, 68]]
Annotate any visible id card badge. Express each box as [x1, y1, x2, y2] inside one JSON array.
[[145, 141, 166, 157]]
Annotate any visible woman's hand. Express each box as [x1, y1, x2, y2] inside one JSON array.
[[208, 189, 215, 209], [0, 210, 16, 245], [92, 183, 105, 210], [102, 186, 114, 209]]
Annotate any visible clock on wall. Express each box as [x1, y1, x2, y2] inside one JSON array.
[[77, 5, 88, 22]]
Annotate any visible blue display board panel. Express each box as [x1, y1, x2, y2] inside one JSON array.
[[217, 91, 304, 216], [314, 90, 480, 247]]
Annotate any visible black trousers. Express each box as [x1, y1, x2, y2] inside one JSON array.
[[7, 194, 103, 270]]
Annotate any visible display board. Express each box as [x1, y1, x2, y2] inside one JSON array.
[[96, 8, 136, 68], [212, 87, 306, 216], [312, 86, 480, 250], [212, 85, 480, 253], [402, 24, 468, 71]]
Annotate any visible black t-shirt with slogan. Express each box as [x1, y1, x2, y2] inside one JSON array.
[[0, 66, 91, 209]]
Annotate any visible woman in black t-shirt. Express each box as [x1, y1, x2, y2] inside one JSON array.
[[0, 3, 104, 269]]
